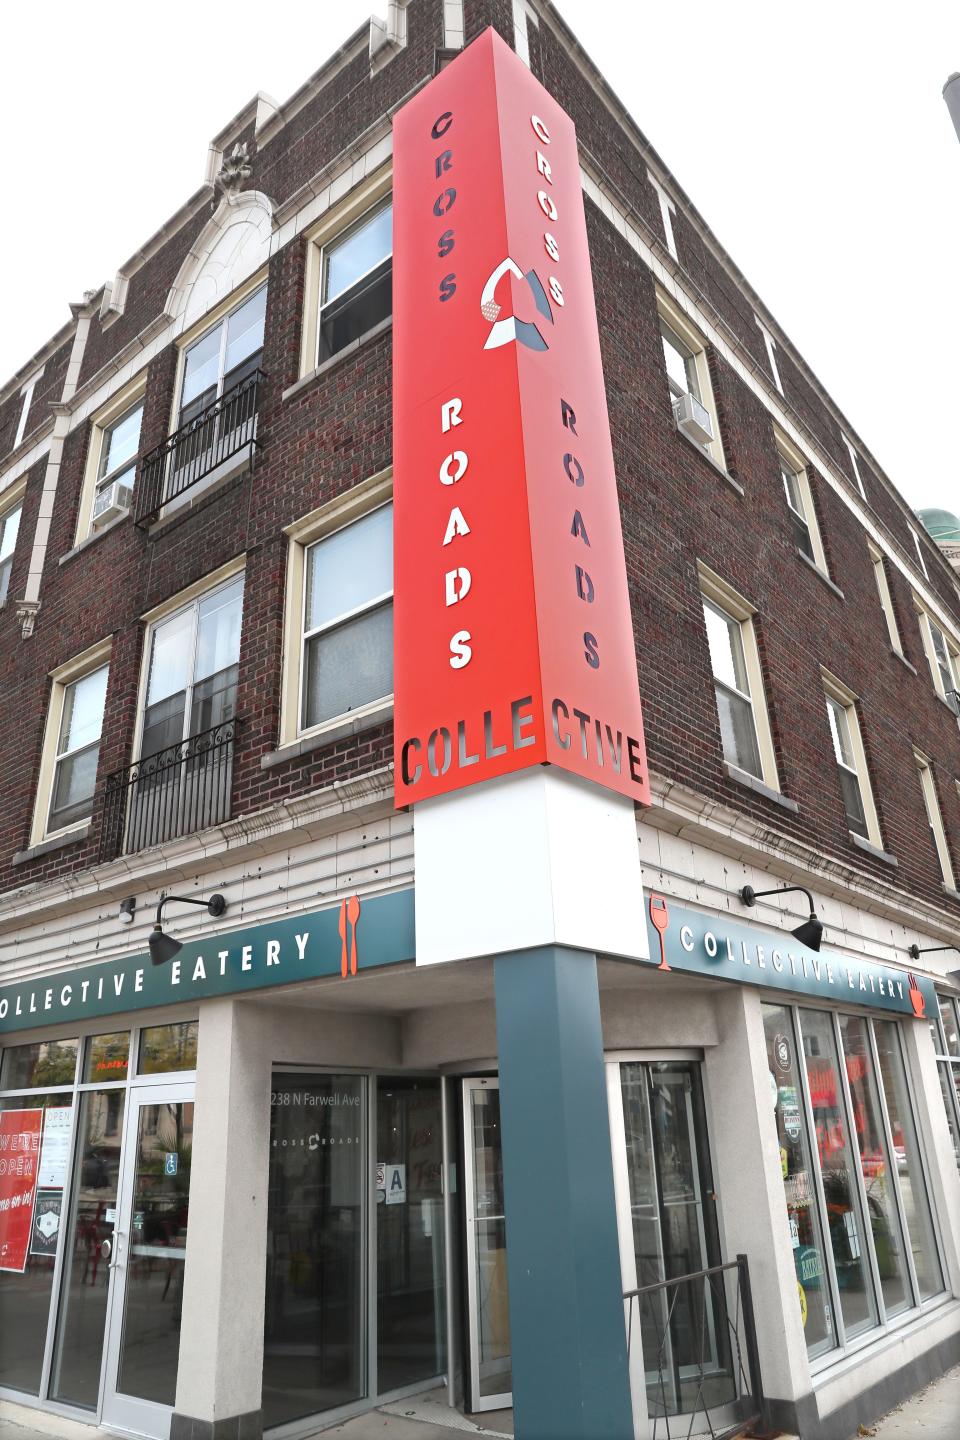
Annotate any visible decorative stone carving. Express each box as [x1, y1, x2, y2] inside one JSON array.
[[16, 600, 39, 639], [215, 142, 254, 199]]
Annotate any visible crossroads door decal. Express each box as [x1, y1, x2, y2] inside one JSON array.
[[392, 28, 649, 808]]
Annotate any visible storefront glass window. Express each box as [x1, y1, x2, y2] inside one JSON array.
[[836, 1016, 909, 1318], [0, 1093, 74, 1394], [0, 1039, 78, 1090], [762, 1006, 836, 1358], [263, 1073, 366, 1428], [874, 1022, 944, 1302], [138, 1021, 198, 1075], [799, 1009, 877, 1339], [376, 1076, 445, 1393], [931, 994, 960, 1171], [50, 1089, 126, 1407], [82, 1032, 130, 1083]]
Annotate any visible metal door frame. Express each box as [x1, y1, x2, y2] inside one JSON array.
[[461, 1077, 512, 1414], [100, 1079, 195, 1440]]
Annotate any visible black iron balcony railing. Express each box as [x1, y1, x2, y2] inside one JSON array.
[[623, 1256, 765, 1440], [99, 719, 240, 861], [135, 368, 264, 526]]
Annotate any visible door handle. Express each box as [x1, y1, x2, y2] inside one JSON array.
[[107, 1233, 126, 1270]]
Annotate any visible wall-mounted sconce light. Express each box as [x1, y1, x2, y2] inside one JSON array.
[[907, 942, 958, 961], [149, 892, 227, 966], [739, 883, 824, 952], [118, 897, 137, 926]]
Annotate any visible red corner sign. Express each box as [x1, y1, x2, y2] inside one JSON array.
[[392, 28, 649, 809]]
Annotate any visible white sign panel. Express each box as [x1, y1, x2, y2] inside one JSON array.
[[38, 1107, 73, 1188], [384, 1163, 407, 1205]]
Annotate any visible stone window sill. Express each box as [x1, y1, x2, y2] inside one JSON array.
[[935, 691, 960, 720], [942, 883, 960, 905], [891, 649, 917, 677], [724, 762, 799, 812], [261, 702, 393, 770], [13, 824, 91, 866], [850, 832, 898, 867], [59, 512, 130, 566], [796, 549, 845, 601], [675, 426, 744, 496], [283, 316, 393, 404]]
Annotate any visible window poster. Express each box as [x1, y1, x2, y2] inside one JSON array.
[[0, 1108, 43, 1273], [38, 1106, 73, 1188], [29, 1189, 63, 1259]]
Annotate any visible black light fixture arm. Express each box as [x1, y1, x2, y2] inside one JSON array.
[[154, 892, 227, 928], [908, 942, 958, 961], [740, 884, 815, 912]]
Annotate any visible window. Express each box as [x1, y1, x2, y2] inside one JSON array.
[[140, 573, 244, 760], [931, 993, 960, 1170], [915, 751, 956, 890], [756, 317, 783, 394], [868, 543, 903, 655], [823, 677, 882, 847], [13, 370, 41, 452], [48, 665, 109, 832], [318, 200, 392, 363], [777, 436, 828, 573], [301, 503, 393, 730], [910, 524, 930, 581], [647, 171, 677, 259], [918, 609, 960, 712], [0, 498, 22, 605], [178, 285, 266, 431], [657, 293, 724, 469], [842, 433, 867, 501], [30, 642, 112, 845], [699, 566, 778, 790], [764, 1002, 944, 1367]]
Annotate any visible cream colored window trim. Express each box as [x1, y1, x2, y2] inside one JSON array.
[[299, 166, 393, 380], [868, 542, 903, 655], [916, 605, 960, 705], [30, 637, 113, 848], [74, 374, 147, 546], [167, 269, 269, 440], [775, 431, 828, 576], [280, 470, 393, 747], [821, 668, 883, 850], [140, 554, 246, 626], [656, 289, 725, 471], [697, 561, 779, 792], [915, 750, 957, 890]]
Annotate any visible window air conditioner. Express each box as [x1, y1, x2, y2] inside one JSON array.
[[91, 479, 134, 528], [673, 391, 714, 447]]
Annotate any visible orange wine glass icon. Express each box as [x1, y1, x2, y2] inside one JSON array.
[[649, 894, 671, 971]]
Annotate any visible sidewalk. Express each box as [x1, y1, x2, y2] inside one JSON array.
[[860, 1364, 960, 1440]]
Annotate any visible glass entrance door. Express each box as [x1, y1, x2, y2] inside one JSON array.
[[462, 1079, 511, 1413], [100, 1083, 194, 1438]]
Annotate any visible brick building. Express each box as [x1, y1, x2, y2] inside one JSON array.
[[1, 4, 959, 1439]]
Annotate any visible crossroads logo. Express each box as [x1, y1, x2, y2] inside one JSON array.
[[480, 257, 555, 351]]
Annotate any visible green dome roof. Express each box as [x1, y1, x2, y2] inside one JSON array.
[[918, 508, 960, 543]]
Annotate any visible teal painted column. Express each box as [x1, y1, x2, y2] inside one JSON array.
[[493, 947, 635, 1440]]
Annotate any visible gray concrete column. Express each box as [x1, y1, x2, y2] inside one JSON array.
[[172, 998, 272, 1439], [703, 986, 811, 1414]]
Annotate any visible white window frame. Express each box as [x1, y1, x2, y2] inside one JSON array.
[[776, 432, 828, 575], [132, 559, 247, 766], [279, 471, 393, 749], [0, 481, 26, 607], [299, 167, 393, 380], [74, 376, 147, 544], [647, 171, 678, 260], [868, 542, 903, 655], [316, 198, 392, 367], [657, 291, 726, 471], [917, 607, 960, 713], [13, 368, 42, 451], [756, 317, 783, 394], [841, 432, 867, 501], [698, 562, 779, 792], [172, 277, 268, 431], [821, 670, 883, 850], [910, 523, 930, 582], [915, 750, 956, 891], [30, 638, 112, 847]]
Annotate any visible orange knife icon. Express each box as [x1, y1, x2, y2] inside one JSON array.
[[338, 900, 348, 978]]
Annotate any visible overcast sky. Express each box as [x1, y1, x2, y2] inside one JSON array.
[[4, 2, 959, 515]]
